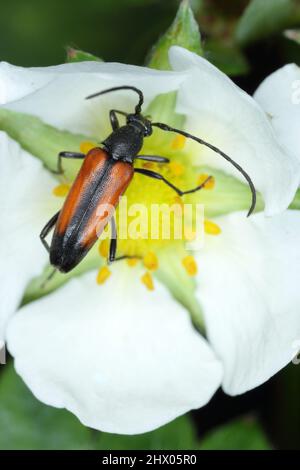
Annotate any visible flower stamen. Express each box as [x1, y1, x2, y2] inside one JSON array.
[[204, 220, 222, 235], [99, 239, 109, 258], [52, 183, 70, 197], [143, 252, 159, 271], [97, 266, 111, 285], [182, 255, 197, 276], [80, 141, 97, 154], [197, 174, 215, 190], [171, 134, 186, 150], [141, 271, 155, 291]]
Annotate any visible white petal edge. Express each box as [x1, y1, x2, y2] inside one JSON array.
[[195, 209, 300, 395], [254, 63, 300, 163], [0, 131, 59, 340], [169, 46, 300, 216], [7, 265, 223, 435], [1, 61, 187, 138]]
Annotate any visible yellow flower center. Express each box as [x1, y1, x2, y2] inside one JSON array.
[[53, 130, 221, 290]]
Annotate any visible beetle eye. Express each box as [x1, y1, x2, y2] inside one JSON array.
[[144, 124, 153, 136]]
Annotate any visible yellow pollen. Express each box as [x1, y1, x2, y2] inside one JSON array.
[[80, 141, 96, 154], [143, 252, 159, 271], [197, 174, 215, 190], [127, 258, 139, 267], [99, 239, 109, 258], [142, 162, 155, 170], [96, 266, 111, 285], [169, 161, 185, 177], [141, 271, 154, 291], [204, 220, 222, 235], [171, 134, 186, 150], [182, 255, 198, 276], [52, 183, 70, 197]]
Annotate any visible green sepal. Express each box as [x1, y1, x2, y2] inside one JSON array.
[[155, 245, 205, 333], [66, 47, 103, 63], [0, 108, 94, 181], [289, 188, 300, 210], [147, 0, 203, 71], [195, 166, 264, 218]]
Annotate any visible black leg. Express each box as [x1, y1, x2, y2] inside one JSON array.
[[134, 168, 212, 196], [108, 216, 140, 264], [53, 151, 85, 175], [40, 211, 60, 253], [109, 109, 128, 131], [135, 155, 170, 163]]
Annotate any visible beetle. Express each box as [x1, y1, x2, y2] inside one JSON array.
[[40, 85, 256, 273]]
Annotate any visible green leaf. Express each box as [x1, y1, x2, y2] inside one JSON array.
[[205, 40, 250, 77], [98, 415, 198, 450], [66, 47, 103, 63], [199, 417, 272, 450], [0, 108, 90, 181], [236, 0, 300, 46], [147, 0, 203, 71], [0, 363, 97, 450]]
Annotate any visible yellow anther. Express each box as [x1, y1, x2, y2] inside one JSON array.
[[96, 266, 111, 285], [204, 220, 222, 235], [52, 183, 70, 197], [143, 252, 158, 271], [98, 239, 109, 258], [80, 141, 96, 154], [127, 258, 139, 267], [169, 161, 185, 177], [182, 255, 198, 276], [171, 134, 186, 150], [197, 174, 215, 190], [173, 195, 184, 206], [142, 162, 155, 170], [141, 271, 154, 291]]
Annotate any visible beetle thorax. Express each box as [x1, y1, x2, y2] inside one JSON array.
[[102, 125, 144, 162]]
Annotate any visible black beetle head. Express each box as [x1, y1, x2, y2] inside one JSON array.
[[127, 114, 153, 137]]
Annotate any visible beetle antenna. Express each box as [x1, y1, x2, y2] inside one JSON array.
[[152, 122, 256, 217], [85, 86, 144, 115]]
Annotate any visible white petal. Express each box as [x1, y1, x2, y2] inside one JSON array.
[[1, 61, 186, 138], [7, 265, 222, 434], [195, 210, 300, 395], [0, 131, 59, 340], [254, 64, 300, 162], [169, 46, 300, 215]]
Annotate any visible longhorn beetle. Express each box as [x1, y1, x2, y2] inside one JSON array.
[[40, 85, 256, 273]]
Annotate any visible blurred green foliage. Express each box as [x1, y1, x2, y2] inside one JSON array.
[[0, 0, 180, 66]]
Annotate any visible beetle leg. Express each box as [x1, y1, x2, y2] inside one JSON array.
[[40, 211, 60, 253], [109, 109, 128, 131], [108, 216, 140, 264], [134, 168, 212, 196], [52, 151, 85, 175], [135, 155, 170, 163]]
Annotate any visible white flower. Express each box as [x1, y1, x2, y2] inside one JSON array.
[[1, 47, 300, 435], [254, 63, 300, 163]]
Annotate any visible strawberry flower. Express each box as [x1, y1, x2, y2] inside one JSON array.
[[0, 47, 300, 435]]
